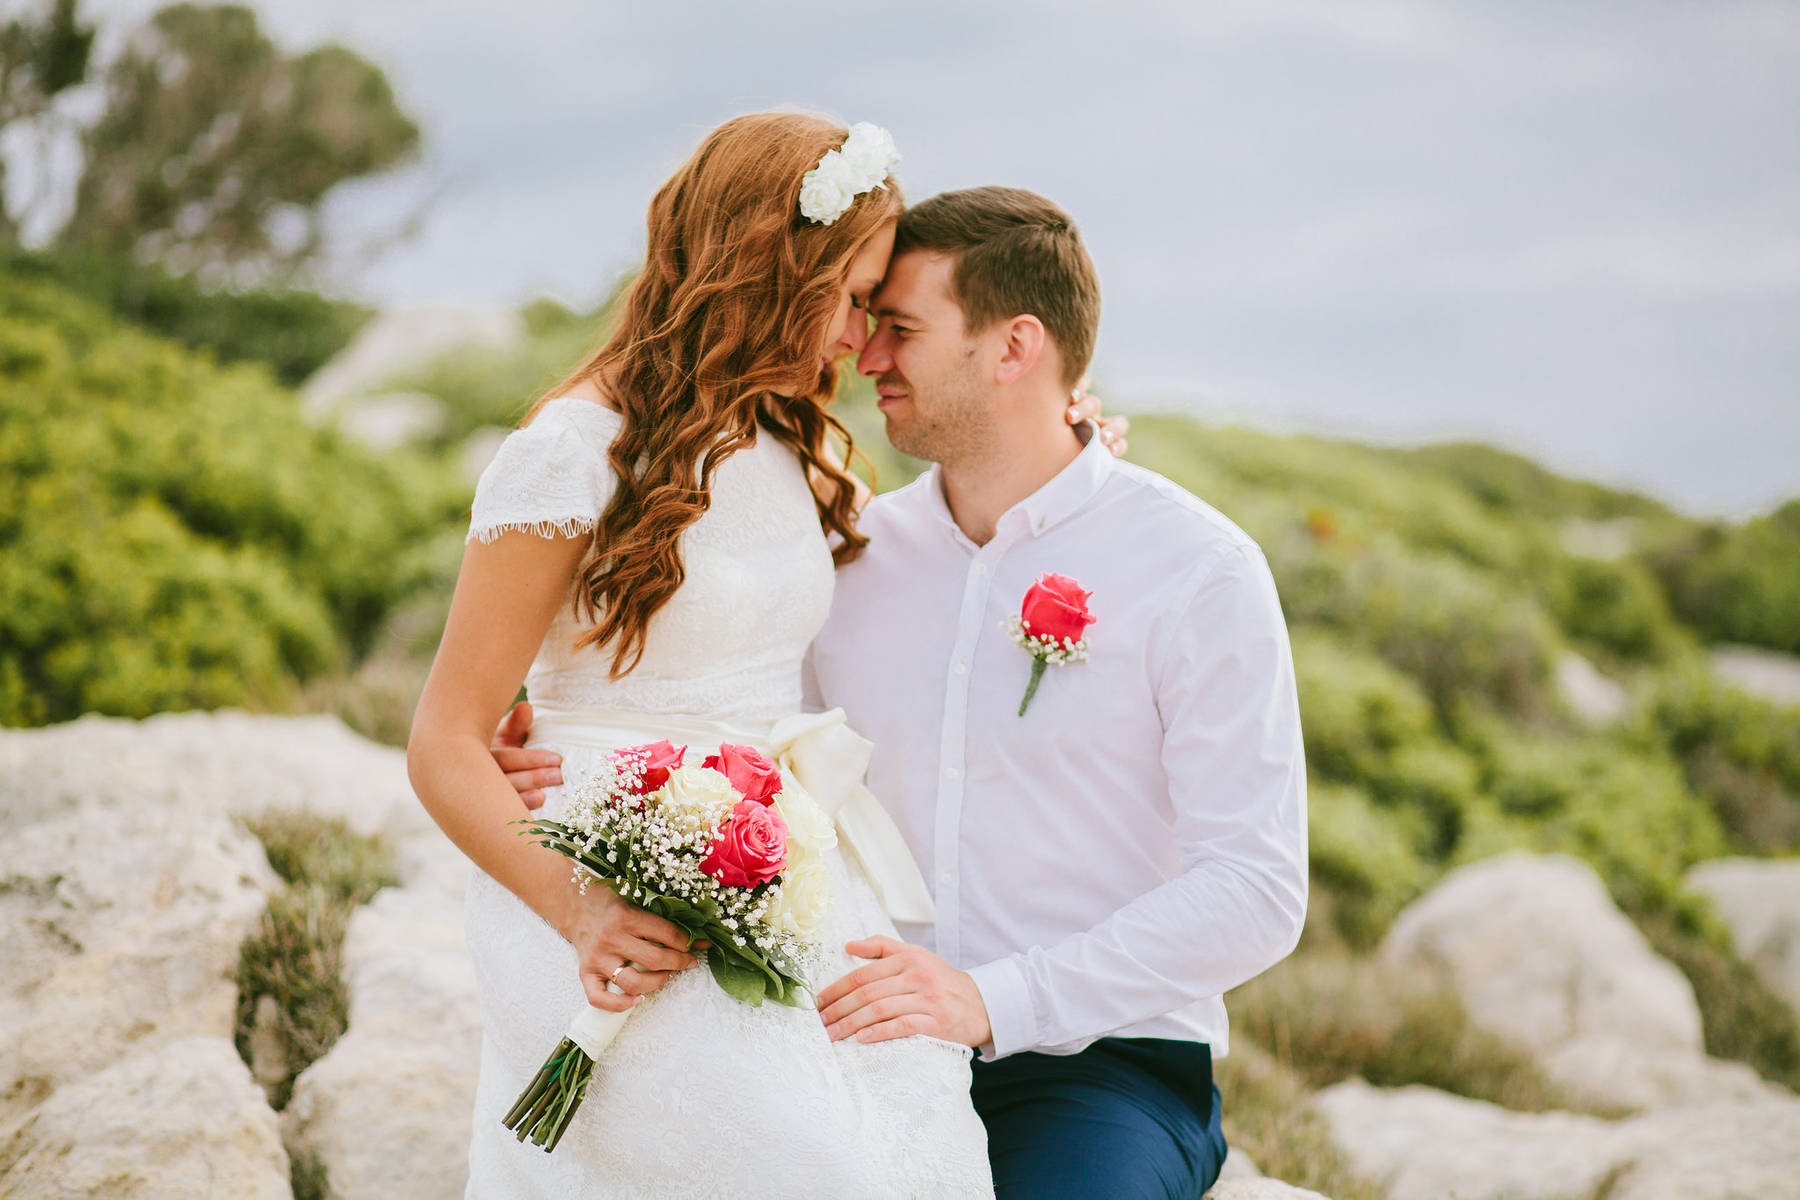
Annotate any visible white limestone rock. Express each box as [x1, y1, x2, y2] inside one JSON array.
[[0, 1036, 289, 1199], [1210, 1181, 1335, 1200], [1543, 1034, 1788, 1111], [1379, 853, 1703, 1065], [1316, 1078, 1800, 1200], [1555, 651, 1629, 725], [0, 802, 275, 1129], [1605, 1098, 1800, 1200], [1686, 857, 1800, 1024], [334, 389, 449, 451], [301, 304, 524, 417], [1707, 644, 1800, 707], [1315, 1080, 1626, 1200]]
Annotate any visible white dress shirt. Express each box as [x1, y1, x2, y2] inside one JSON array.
[[806, 431, 1308, 1060]]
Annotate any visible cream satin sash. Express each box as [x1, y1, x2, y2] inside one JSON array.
[[527, 704, 935, 926]]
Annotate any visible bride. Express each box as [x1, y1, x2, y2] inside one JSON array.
[[407, 113, 995, 1197]]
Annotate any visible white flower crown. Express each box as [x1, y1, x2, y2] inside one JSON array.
[[797, 122, 901, 226]]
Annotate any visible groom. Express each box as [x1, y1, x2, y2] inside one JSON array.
[[502, 187, 1308, 1198]]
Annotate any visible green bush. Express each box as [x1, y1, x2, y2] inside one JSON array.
[[1386, 440, 1670, 523], [1645, 501, 1800, 653], [1466, 727, 1727, 914], [1642, 669, 1800, 853], [0, 244, 370, 386], [1545, 555, 1687, 663], [1307, 781, 1434, 949], [0, 277, 464, 725], [234, 811, 399, 1110]]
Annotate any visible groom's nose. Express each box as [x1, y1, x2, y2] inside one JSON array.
[[858, 331, 892, 377]]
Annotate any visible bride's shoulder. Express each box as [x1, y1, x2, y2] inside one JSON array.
[[467, 394, 622, 544]]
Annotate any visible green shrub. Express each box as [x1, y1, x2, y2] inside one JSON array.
[[234, 811, 399, 1110], [1645, 501, 1800, 654], [1387, 440, 1670, 523], [0, 277, 464, 725], [1545, 555, 1687, 663], [1642, 669, 1800, 853], [1468, 728, 1727, 914], [0, 244, 370, 386], [1307, 781, 1434, 949]]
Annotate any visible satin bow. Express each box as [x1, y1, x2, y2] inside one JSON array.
[[768, 709, 936, 926]]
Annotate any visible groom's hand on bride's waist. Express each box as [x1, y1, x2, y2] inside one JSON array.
[[491, 700, 561, 811], [816, 936, 991, 1049]]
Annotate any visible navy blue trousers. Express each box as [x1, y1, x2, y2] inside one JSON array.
[[970, 1038, 1227, 1200]]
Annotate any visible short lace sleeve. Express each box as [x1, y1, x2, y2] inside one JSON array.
[[466, 397, 622, 544]]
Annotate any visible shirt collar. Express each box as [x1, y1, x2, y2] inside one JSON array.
[[919, 420, 1114, 543]]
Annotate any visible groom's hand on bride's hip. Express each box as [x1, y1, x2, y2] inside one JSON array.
[[491, 700, 562, 810], [815, 936, 991, 1049]]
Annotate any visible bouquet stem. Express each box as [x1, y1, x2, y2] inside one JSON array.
[[502, 1037, 595, 1153]]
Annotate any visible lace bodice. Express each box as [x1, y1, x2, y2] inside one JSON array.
[[467, 396, 836, 726]]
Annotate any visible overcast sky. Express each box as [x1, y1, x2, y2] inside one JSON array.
[[76, 0, 1800, 515]]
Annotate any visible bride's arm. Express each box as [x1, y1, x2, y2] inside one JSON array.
[[407, 531, 698, 1010]]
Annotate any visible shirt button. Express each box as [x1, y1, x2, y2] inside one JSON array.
[[939, 872, 954, 886], [944, 767, 961, 780], [973, 562, 989, 575], [953, 661, 967, 675]]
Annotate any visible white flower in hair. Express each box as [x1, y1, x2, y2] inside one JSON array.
[[798, 122, 901, 226]]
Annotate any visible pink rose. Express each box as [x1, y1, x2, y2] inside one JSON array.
[[612, 739, 685, 794], [700, 799, 789, 889], [703, 743, 783, 806], [1020, 573, 1096, 645]]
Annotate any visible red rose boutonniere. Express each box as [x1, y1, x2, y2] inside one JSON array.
[[1004, 573, 1096, 716]]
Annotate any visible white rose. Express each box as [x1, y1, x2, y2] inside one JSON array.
[[838, 122, 899, 181], [773, 782, 837, 854], [773, 855, 832, 939], [657, 765, 740, 834], [798, 158, 855, 226]]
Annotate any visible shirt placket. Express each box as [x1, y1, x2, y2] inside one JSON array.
[[933, 520, 1024, 966]]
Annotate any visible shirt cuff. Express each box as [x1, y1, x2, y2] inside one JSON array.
[[968, 956, 1035, 1061]]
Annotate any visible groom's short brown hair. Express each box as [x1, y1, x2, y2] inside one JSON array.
[[893, 187, 1101, 387]]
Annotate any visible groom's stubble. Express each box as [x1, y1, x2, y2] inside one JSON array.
[[879, 343, 1000, 470]]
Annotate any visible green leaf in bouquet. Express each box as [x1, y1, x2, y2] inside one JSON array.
[[709, 951, 770, 1007]]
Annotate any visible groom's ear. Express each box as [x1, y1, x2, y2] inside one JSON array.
[[993, 314, 1047, 386]]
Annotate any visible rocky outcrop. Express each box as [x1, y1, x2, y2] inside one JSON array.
[[1381, 853, 1701, 1054], [0, 712, 475, 1198], [1316, 1078, 1800, 1200], [0, 801, 275, 1130], [1686, 857, 1800, 1023], [1211, 1181, 1336, 1200], [0, 1036, 290, 1199], [1376, 852, 1780, 1110]]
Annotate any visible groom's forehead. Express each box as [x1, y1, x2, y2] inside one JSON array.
[[874, 250, 960, 314]]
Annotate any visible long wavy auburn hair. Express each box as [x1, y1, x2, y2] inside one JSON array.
[[526, 112, 902, 678]]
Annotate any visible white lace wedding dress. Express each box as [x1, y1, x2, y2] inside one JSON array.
[[461, 395, 993, 1199]]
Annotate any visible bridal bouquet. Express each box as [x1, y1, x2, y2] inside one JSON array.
[[503, 739, 835, 1152]]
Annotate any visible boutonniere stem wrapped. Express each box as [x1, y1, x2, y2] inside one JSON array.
[[1003, 573, 1096, 716]]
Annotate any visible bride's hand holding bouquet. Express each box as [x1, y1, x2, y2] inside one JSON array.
[[503, 738, 836, 1152]]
